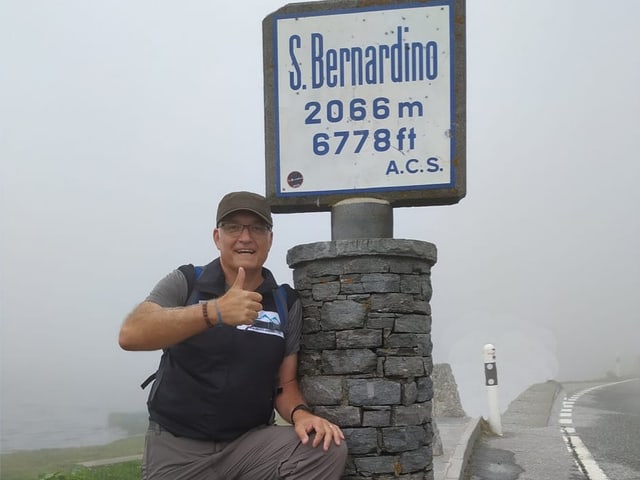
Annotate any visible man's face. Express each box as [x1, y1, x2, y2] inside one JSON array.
[[214, 211, 273, 275]]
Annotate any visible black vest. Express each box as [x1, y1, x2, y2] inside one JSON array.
[[147, 259, 294, 441]]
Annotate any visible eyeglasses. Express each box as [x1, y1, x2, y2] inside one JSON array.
[[218, 222, 272, 237]]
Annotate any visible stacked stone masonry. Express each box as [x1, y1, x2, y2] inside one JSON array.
[[287, 239, 437, 480]]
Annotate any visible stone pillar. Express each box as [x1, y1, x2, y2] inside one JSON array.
[[287, 239, 437, 480]]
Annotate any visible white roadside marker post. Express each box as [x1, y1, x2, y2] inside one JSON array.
[[483, 343, 503, 435]]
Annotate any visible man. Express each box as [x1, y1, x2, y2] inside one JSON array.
[[119, 191, 347, 480]]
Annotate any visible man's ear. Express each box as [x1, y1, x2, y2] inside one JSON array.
[[213, 228, 221, 249], [266, 231, 273, 253]]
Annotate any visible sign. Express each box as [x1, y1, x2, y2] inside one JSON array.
[[263, 0, 466, 212]]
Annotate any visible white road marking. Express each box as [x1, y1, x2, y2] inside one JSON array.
[[560, 379, 637, 480]]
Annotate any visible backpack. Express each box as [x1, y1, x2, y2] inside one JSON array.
[[140, 265, 292, 389]]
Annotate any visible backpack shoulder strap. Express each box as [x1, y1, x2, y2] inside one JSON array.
[[272, 284, 298, 333], [273, 285, 288, 332], [178, 264, 205, 304], [272, 284, 298, 399], [140, 371, 157, 389], [178, 264, 195, 298]]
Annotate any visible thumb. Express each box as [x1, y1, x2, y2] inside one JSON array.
[[231, 267, 245, 290]]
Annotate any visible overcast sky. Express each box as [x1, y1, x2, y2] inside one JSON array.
[[1, 0, 639, 434]]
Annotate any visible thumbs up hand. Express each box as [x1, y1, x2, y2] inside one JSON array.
[[214, 267, 263, 326]]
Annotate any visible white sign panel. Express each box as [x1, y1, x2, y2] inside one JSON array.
[[272, 3, 454, 196]]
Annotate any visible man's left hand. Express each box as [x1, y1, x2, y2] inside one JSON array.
[[293, 411, 345, 451]]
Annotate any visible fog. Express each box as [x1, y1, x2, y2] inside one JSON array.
[[1, 0, 639, 452]]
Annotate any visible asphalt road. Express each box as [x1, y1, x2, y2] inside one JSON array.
[[569, 378, 640, 479], [466, 378, 639, 480]]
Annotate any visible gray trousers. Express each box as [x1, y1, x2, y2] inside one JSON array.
[[142, 421, 348, 480]]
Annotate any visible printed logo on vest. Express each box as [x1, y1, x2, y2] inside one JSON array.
[[236, 310, 284, 338]]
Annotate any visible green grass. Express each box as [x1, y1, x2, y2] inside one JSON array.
[[37, 461, 141, 479], [1, 413, 293, 479], [0, 436, 144, 480]]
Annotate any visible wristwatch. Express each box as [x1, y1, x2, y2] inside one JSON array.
[[290, 403, 311, 424]]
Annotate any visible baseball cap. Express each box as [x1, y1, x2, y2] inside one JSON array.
[[216, 191, 273, 227]]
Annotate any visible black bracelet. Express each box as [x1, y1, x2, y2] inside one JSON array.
[[202, 302, 214, 328], [290, 404, 311, 425]]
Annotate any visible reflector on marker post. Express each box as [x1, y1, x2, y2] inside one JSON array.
[[484, 343, 503, 435]]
